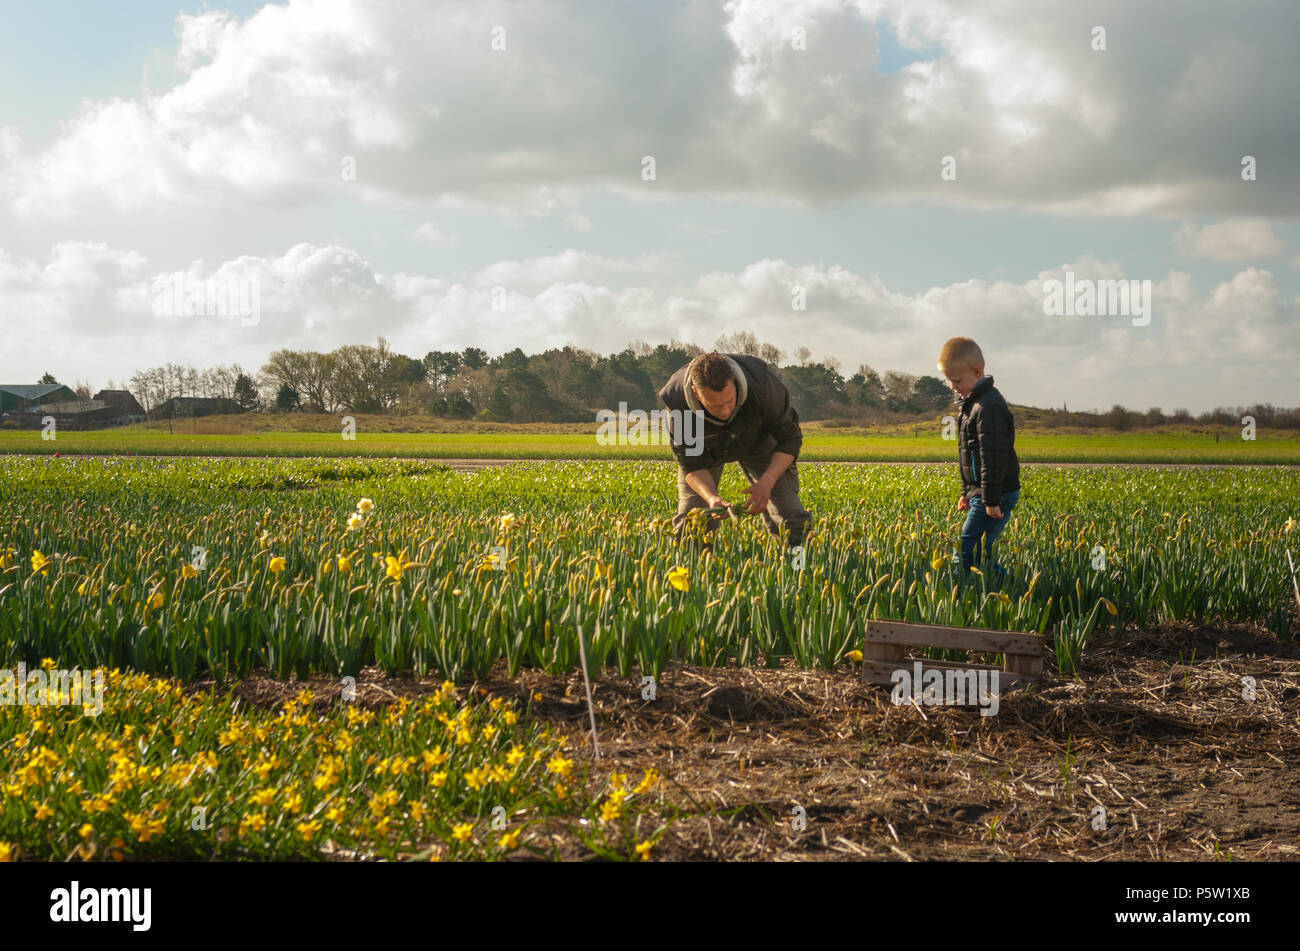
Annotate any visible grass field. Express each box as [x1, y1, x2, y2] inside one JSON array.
[[3, 421, 1299, 463]]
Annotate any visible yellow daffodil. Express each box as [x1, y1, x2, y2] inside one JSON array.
[[385, 552, 412, 581], [599, 794, 624, 823], [546, 754, 573, 778], [347, 512, 364, 531], [296, 820, 322, 842], [337, 554, 352, 573], [635, 839, 654, 861], [357, 498, 375, 514], [31, 551, 51, 575], [499, 513, 517, 532], [452, 822, 474, 842], [181, 562, 199, 580], [0, 842, 12, 862], [498, 829, 521, 850], [0, 549, 17, 570], [147, 591, 164, 611], [667, 565, 689, 592], [633, 768, 660, 796], [845, 649, 864, 663], [269, 556, 287, 574]]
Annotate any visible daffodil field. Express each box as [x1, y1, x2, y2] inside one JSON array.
[[2, 457, 1296, 683], [0, 666, 668, 861], [2, 456, 1297, 860]]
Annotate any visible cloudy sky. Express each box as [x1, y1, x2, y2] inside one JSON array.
[[1, 0, 1297, 413]]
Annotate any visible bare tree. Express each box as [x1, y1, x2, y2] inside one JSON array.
[[331, 338, 394, 413], [883, 370, 917, 409], [715, 331, 761, 356], [129, 366, 168, 413]]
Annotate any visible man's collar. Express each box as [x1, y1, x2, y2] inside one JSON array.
[[683, 354, 749, 418]]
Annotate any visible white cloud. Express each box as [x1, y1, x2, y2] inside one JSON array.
[[1173, 218, 1283, 261], [3, 0, 1297, 223]]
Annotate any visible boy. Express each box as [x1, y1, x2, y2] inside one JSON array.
[[937, 337, 1021, 578]]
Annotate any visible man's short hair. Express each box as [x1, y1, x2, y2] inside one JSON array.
[[937, 337, 984, 375], [689, 352, 735, 392]]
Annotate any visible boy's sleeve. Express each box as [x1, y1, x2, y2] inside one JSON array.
[[760, 366, 803, 458], [975, 403, 1010, 507]]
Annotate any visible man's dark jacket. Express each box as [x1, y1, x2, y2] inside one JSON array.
[[658, 354, 802, 470], [958, 375, 1020, 508]]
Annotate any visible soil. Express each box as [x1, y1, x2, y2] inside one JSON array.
[[215, 620, 1300, 861]]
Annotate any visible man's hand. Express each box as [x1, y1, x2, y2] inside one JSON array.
[[743, 478, 773, 515], [986, 504, 1003, 518], [703, 494, 734, 519], [957, 495, 970, 512]]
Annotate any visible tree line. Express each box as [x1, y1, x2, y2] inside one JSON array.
[[45, 332, 1297, 427], [251, 332, 953, 422]]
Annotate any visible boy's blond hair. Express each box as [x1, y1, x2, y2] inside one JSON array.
[[938, 337, 985, 375]]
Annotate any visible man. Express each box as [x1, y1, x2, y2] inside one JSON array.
[[658, 351, 811, 548]]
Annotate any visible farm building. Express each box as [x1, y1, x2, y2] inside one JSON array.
[[0, 384, 148, 430], [149, 396, 241, 420], [95, 389, 147, 419], [0, 383, 77, 413]]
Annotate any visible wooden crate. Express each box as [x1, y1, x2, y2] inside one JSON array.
[[861, 618, 1048, 693]]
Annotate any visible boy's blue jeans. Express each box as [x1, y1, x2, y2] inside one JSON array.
[[960, 489, 1020, 576]]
